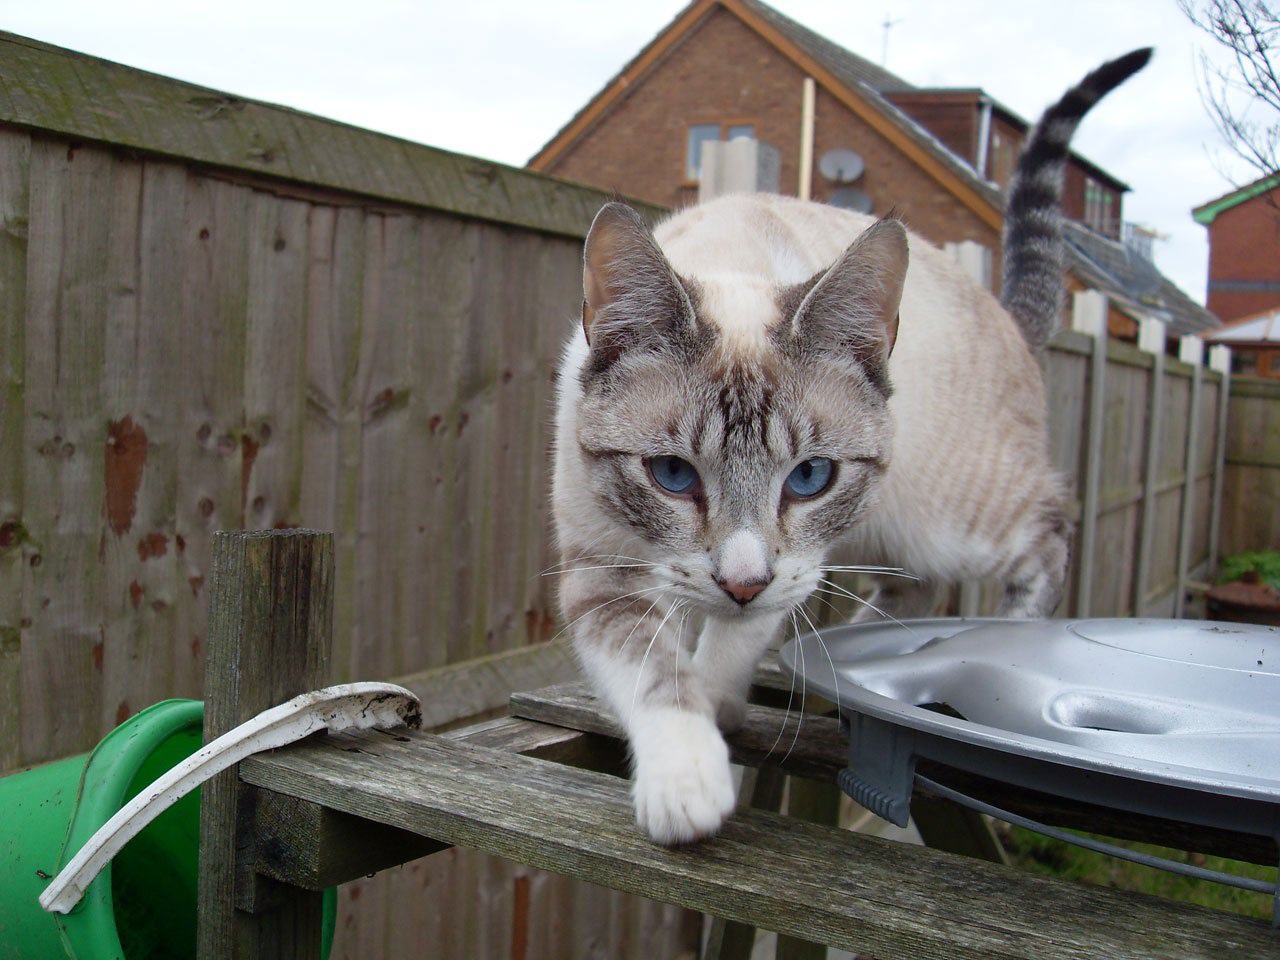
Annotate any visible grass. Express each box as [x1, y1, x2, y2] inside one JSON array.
[[997, 823, 1277, 921]]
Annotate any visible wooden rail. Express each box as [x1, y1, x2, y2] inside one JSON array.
[[198, 530, 1278, 959]]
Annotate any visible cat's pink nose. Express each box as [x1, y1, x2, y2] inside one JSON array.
[[719, 578, 769, 605]]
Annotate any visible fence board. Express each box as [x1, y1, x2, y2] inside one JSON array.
[[0, 126, 28, 770], [19, 138, 114, 765], [99, 159, 188, 730], [1221, 377, 1280, 555], [175, 174, 252, 695]]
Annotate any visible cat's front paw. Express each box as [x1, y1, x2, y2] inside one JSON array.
[[630, 709, 735, 845]]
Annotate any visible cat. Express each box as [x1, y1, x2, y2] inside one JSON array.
[[551, 48, 1152, 845]]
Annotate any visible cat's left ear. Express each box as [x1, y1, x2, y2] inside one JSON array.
[[789, 218, 908, 371]]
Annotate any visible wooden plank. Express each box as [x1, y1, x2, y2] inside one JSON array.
[[0, 32, 662, 240], [512, 681, 1278, 866], [197, 529, 332, 960], [19, 136, 112, 765], [1072, 292, 1108, 617], [100, 159, 188, 733], [402, 211, 473, 674], [252, 790, 446, 891], [242, 190, 311, 531], [1176, 358, 1204, 617], [352, 211, 419, 680], [241, 728, 1277, 960], [0, 126, 28, 773], [174, 173, 252, 698], [1132, 335, 1164, 617]]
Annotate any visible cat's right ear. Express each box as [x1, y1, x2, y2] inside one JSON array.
[[581, 203, 692, 370]]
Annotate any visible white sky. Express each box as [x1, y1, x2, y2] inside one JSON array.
[[7, 0, 1264, 307]]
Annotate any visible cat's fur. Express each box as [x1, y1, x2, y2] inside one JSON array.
[[551, 49, 1151, 844]]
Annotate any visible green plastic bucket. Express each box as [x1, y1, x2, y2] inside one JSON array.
[[0, 699, 335, 959]]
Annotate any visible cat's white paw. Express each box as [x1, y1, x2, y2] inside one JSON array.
[[630, 709, 735, 845]]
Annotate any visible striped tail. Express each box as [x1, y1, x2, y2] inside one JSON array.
[[1000, 48, 1152, 349]]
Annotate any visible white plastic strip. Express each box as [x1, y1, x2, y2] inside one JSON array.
[[39, 682, 421, 914]]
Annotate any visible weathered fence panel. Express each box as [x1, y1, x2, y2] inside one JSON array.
[[1041, 325, 1229, 620], [1220, 376, 1280, 555]]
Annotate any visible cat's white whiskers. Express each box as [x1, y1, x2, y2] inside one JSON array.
[[815, 579, 923, 639], [548, 584, 670, 647], [820, 564, 921, 582], [541, 561, 654, 577], [629, 597, 685, 724], [792, 600, 842, 721], [762, 611, 803, 762], [611, 597, 665, 667], [540, 552, 657, 576], [780, 606, 809, 766], [672, 605, 691, 712]]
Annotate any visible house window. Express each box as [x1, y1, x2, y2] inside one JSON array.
[[1084, 177, 1114, 235], [685, 122, 757, 180]]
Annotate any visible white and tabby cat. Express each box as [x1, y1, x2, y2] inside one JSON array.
[[551, 49, 1151, 844]]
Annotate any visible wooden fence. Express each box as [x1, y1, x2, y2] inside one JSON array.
[[1042, 296, 1230, 619], [0, 30, 1243, 960], [1220, 376, 1280, 556]]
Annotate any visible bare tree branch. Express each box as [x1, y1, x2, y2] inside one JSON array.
[[1180, 0, 1280, 183]]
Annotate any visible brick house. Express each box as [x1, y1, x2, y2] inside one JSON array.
[[1192, 172, 1280, 322], [529, 0, 1216, 338]]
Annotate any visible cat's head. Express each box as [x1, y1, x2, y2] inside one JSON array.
[[571, 202, 907, 617]]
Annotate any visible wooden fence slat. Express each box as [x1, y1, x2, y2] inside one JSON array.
[[99, 160, 192, 730], [1132, 319, 1166, 617], [19, 138, 113, 765], [0, 126, 28, 771], [243, 191, 311, 531], [1206, 350, 1232, 571], [173, 174, 252, 697], [1071, 291, 1109, 617], [1176, 338, 1205, 617]]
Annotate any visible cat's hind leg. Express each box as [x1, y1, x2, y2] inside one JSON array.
[[995, 509, 1071, 618], [850, 575, 940, 622]]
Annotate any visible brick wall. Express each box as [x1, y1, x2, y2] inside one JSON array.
[[1205, 185, 1280, 322], [542, 6, 998, 254], [546, 8, 805, 210]]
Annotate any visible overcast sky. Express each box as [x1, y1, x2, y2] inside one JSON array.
[[7, 0, 1263, 308]]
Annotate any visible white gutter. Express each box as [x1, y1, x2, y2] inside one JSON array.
[[975, 95, 993, 180], [799, 76, 816, 200]]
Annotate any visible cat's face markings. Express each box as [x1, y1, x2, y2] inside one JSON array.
[[574, 202, 902, 614]]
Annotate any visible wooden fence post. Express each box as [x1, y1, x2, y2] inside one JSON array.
[[198, 529, 334, 960], [1071, 291, 1109, 618], [1132, 318, 1166, 617], [1175, 338, 1205, 618], [1208, 348, 1228, 578]]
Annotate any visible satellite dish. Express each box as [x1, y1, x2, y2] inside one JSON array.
[[828, 187, 873, 213], [819, 148, 865, 184]]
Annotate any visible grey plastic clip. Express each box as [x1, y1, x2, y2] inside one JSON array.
[[840, 712, 918, 827]]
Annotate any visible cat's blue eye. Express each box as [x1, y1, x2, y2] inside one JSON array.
[[647, 456, 700, 495], [784, 457, 834, 499]]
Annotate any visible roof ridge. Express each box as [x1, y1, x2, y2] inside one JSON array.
[[736, 0, 916, 93]]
